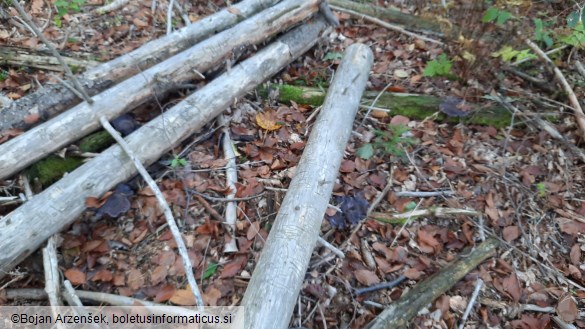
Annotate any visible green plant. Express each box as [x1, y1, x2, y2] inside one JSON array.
[[202, 262, 218, 280], [491, 46, 536, 63], [170, 155, 188, 168], [323, 51, 343, 61], [423, 54, 453, 78], [53, 0, 85, 27], [534, 18, 554, 48], [0, 69, 8, 82], [356, 124, 417, 160], [536, 182, 547, 197], [482, 6, 514, 26]]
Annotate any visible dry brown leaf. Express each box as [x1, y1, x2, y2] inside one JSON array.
[[502, 273, 522, 302], [92, 269, 113, 282], [256, 111, 283, 131], [354, 269, 380, 286], [154, 284, 176, 303], [246, 221, 260, 240], [170, 287, 196, 306], [150, 265, 168, 285], [556, 296, 578, 323], [202, 287, 222, 306], [127, 268, 145, 291], [502, 226, 520, 242], [64, 268, 86, 285]]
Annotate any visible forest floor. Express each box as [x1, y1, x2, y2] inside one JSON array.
[[1, 0, 584, 328]]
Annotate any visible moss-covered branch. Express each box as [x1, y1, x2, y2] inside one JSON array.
[[258, 84, 514, 128]]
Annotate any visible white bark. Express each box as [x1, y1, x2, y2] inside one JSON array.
[[0, 0, 282, 132], [0, 16, 329, 281], [240, 43, 374, 329], [0, 0, 320, 180]]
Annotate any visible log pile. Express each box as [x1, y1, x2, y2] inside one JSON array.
[[0, 1, 499, 328]]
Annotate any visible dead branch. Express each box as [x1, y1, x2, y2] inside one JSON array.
[[100, 116, 204, 309], [525, 39, 585, 139], [365, 238, 499, 329]]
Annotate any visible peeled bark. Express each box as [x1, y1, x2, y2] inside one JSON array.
[[0, 0, 320, 180], [0, 0, 281, 133], [241, 43, 374, 329], [0, 16, 329, 280]]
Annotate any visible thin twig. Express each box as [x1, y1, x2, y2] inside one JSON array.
[[330, 5, 443, 45], [395, 190, 454, 197], [353, 275, 406, 295], [575, 61, 585, 78], [99, 116, 204, 310], [11, 0, 93, 103], [191, 190, 265, 202], [94, 0, 129, 14], [42, 235, 64, 329], [167, 0, 176, 35], [525, 39, 585, 138], [219, 115, 238, 253], [512, 45, 566, 66], [316, 237, 345, 258], [62, 281, 83, 306], [458, 279, 483, 329]]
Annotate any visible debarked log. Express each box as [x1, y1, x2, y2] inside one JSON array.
[[0, 0, 282, 133], [241, 43, 374, 329], [0, 0, 321, 180], [0, 16, 330, 280]]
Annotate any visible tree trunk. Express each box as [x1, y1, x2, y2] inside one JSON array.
[[0, 0, 320, 180], [0, 16, 329, 280], [241, 43, 374, 329], [0, 0, 281, 133]]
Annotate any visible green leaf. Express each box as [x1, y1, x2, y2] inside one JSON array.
[[404, 201, 417, 211], [202, 263, 218, 280], [567, 10, 580, 28], [482, 7, 499, 23], [496, 10, 513, 25], [423, 54, 452, 77], [356, 144, 374, 159], [323, 52, 343, 61]]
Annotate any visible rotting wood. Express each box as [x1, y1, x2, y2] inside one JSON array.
[[0, 0, 282, 133], [0, 45, 100, 72], [258, 84, 517, 128], [329, 0, 444, 36], [0, 15, 329, 281], [0, 0, 320, 181], [240, 43, 374, 329], [364, 238, 499, 329]]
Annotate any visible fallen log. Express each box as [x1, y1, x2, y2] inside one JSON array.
[[0, 45, 100, 72], [329, 0, 444, 36], [258, 84, 515, 128], [365, 238, 499, 329], [0, 16, 329, 280], [0, 0, 281, 133], [0, 0, 320, 180], [241, 43, 374, 329]]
